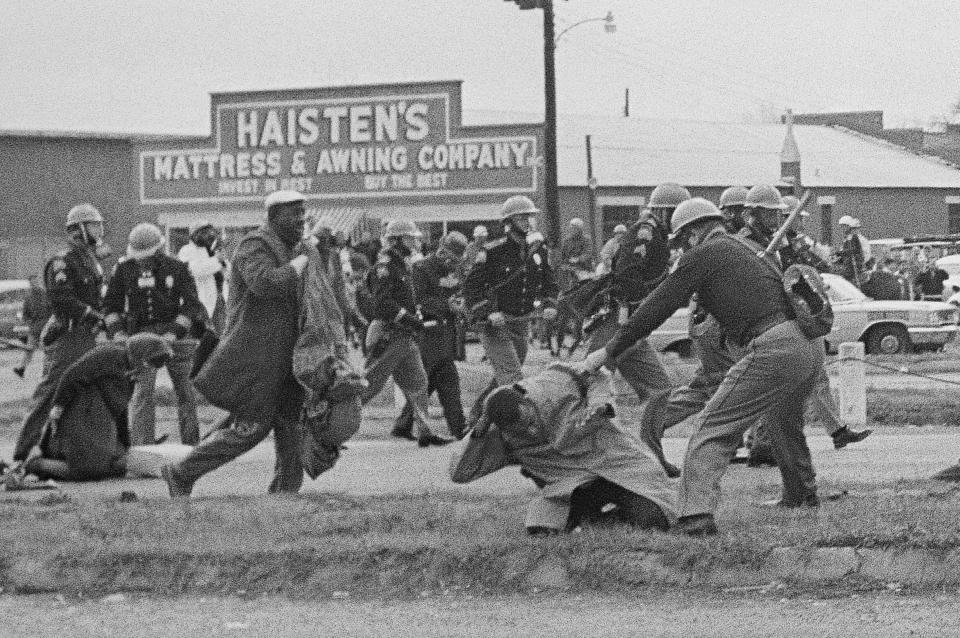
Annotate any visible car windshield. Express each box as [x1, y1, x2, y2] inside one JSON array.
[[823, 274, 867, 304]]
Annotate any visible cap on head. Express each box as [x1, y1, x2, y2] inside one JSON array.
[[264, 190, 305, 211], [126, 332, 173, 368], [648, 183, 692, 209], [669, 198, 724, 236], [472, 225, 489, 240], [441, 231, 469, 257], [66, 203, 103, 227], [501, 195, 539, 219], [613, 224, 628, 234], [569, 217, 585, 228], [485, 385, 525, 428], [744, 184, 787, 210], [719, 186, 749, 209], [850, 217, 862, 228], [126, 223, 165, 259], [383, 219, 423, 239], [838, 214, 856, 227], [188, 218, 214, 235]]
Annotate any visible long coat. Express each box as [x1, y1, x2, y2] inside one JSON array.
[[449, 363, 677, 529], [194, 224, 308, 423]]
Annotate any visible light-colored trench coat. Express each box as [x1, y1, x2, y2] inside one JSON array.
[[449, 363, 677, 529]]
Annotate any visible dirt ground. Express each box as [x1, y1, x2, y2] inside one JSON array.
[[5, 591, 960, 638]]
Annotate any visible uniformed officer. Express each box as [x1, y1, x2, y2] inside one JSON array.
[[583, 197, 825, 536], [361, 219, 451, 447], [741, 186, 871, 456], [393, 231, 470, 440], [584, 182, 689, 405], [11, 203, 109, 466], [718, 185, 749, 233], [103, 223, 206, 446], [463, 195, 558, 426], [777, 195, 833, 273]]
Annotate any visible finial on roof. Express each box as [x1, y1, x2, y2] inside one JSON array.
[[781, 109, 801, 163]]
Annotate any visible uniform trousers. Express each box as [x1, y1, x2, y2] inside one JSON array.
[[129, 337, 199, 446], [13, 325, 97, 462], [168, 412, 303, 494], [678, 321, 823, 516], [361, 323, 432, 438], [468, 320, 530, 426], [586, 313, 672, 404], [395, 357, 465, 438]]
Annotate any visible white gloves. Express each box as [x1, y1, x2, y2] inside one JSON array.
[[488, 311, 506, 327], [542, 307, 558, 321]]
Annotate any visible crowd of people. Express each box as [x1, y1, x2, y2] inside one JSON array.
[[3, 184, 955, 537]]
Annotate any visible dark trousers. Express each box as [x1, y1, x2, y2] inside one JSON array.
[[394, 357, 466, 438], [565, 478, 670, 532]]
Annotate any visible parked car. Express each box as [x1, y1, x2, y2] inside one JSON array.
[[648, 273, 959, 356], [0, 280, 31, 347]]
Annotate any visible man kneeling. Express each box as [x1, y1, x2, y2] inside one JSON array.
[[449, 363, 676, 534], [23, 333, 172, 481]]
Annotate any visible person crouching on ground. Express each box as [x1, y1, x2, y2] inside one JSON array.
[[449, 362, 675, 535], [19, 333, 172, 481]]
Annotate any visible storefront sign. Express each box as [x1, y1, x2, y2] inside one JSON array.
[[139, 83, 540, 205]]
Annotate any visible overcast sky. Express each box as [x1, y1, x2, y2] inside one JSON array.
[[2, 0, 959, 135]]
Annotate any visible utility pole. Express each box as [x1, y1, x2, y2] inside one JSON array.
[[624, 88, 630, 117], [542, 0, 560, 248]]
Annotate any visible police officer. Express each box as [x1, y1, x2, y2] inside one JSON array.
[[718, 186, 749, 233], [585, 183, 688, 405], [11, 203, 108, 466], [361, 219, 450, 447], [463, 195, 558, 426], [103, 223, 206, 446], [583, 197, 824, 536], [393, 231, 470, 440], [742, 186, 871, 455]]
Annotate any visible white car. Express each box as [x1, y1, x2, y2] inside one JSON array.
[[648, 273, 959, 356]]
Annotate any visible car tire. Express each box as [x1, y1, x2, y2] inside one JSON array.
[[866, 324, 910, 355]]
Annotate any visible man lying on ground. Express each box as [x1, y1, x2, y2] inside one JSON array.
[[14, 333, 172, 481], [449, 362, 676, 535]]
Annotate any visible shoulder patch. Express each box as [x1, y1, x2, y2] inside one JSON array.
[[484, 237, 507, 250]]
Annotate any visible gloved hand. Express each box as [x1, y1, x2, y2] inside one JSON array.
[[112, 331, 129, 343], [289, 254, 309, 275], [542, 307, 558, 321], [580, 348, 609, 372], [488, 311, 506, 327]]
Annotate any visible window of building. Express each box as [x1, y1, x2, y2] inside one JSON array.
[[949, 203, 960, 234]]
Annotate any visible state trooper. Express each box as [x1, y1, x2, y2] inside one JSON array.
[[393, 231, 470, 440], [718, 185, 749, 234], [777, 195, 832, 273], [583, 197, 825, 536], [361, 219, 451, 447], [103, 223, 206, 445], [741, 186, 871, 456], [463, 195, 558, 426], [584, 182, 689, 405], [11, 203, 109, 466]]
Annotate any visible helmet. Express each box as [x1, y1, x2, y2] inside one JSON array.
[[66, 203, 103, 227], [838, 215, 856, 227], [188, 218, 214, 235], [126, 333, 173, 369], [500, 195, 539, 219], [485, 385, 524, 427], [263, 190, 304, 211], [744, 184, 787, 210], [719, 186, 749, 209], [441, 231, 469, 257], [850, 218, 862, 228], [472, 225, 489, 239], [126, 223, 165, 259], [383, 219, 423, 239], [780, 195, 810, 217], [613, 224, 628, 234], [569, 217, 585, 228], [648, 183, 691, 209], [670, 198, 724, 235]]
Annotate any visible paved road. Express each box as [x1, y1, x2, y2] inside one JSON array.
[[5, 591, 960, 637]]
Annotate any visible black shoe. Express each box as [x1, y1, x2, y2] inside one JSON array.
[[932, 462, 960, 482], [663, 461, 681, 479], [12, 367, 25, 379], [763, 493, 820, 508], [832, 426, 872, 449], [390, 427, 416, 442], [417, 433, 453, 448], [675, 514, 718, 537], [160, 464, 193, 498]]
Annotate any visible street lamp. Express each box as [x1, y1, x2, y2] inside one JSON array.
[[502, 1, 615, 248]]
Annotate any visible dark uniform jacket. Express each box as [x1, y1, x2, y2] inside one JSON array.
[[463, 234, 557, 317], [103, 253, 205, 338], [605, 227, 791, 358], [609, 215, 671, 307], [412, 253, 461, 364], [44, 239, 105, 326], [368, 246, 418, 323]]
